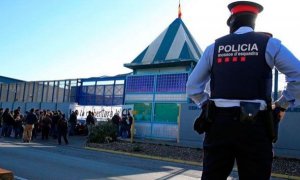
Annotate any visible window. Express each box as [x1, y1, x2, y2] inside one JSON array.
[[126, 75, 154, 93], [133, 103, 152, 122], [154, 103, 179, 123], [156, 73, 188, 93]]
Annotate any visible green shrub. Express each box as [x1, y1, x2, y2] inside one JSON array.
[[87, 120, 117, 143]]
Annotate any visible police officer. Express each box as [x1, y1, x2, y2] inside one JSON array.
[[186, 1, 300, 179]]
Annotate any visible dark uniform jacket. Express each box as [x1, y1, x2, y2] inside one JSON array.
[[211, 32, 272, 101]]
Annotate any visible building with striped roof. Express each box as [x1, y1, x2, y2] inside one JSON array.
[[124, 18, 202, 71], [124, 15, 203, 141]]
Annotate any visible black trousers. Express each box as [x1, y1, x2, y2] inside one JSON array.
[[58, 131, 68, 145], [42, 126, 50, 140], [201, 107, 273, 180]]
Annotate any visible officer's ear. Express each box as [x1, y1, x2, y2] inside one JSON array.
[[227, 15, 234, 27]]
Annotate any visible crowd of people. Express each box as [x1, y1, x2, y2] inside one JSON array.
[[0, 107, 71, 145], [0, 107, 134, 145]]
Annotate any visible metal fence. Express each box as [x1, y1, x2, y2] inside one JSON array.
[[77, 80, 125, 105], [0, 80, 79, 103], [0, 75, 127, 106]]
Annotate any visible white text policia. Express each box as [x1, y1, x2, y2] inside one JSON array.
[[218, 43, 258, 53]]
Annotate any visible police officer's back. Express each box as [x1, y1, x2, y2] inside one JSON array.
[[186, 1, 300, 179]]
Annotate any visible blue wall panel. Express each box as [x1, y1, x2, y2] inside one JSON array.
[[179, 103, 203, 148], [1, 102, 14, 110], [25, 102, 41, 111]]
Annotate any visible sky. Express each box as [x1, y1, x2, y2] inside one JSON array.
[[1, 0, 299, 89]]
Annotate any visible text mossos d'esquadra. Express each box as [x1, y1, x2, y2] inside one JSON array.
[[218, 43, 259, 57]]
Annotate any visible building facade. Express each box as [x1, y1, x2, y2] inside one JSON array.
[[124, 17, 202, 140]]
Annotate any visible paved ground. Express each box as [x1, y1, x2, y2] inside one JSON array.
[[1, 136, 204, 179], [0, 136, 299, 179]]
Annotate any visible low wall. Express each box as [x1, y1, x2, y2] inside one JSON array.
[[178, 104, 204, 148], [1, 102, 14, 111], [275, 109, 300, 158], [179, 103, 300, 159]]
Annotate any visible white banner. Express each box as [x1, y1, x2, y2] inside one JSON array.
[[69, 104, 133, 122]]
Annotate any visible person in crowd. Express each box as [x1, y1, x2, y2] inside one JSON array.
[[120, 114, 128, 138], [126, 112, 133, 138], [68, 110, 78, 136], [57, 114, 69, 145], [13, 107, 21, 117], [86, 111, 95, 136], [2, 108, 14, 137], [22, 111, 29, 125], [186, 1, 300, 179], [41, 113, 52, 140], [31, 109, 40, 139], [13, 110, 23, 139], [0, 108, 3, 138], [51, 111, 61, 139], [92, 112, 97, 125], [23, 108, 38, 143], [111, 112, 121, 137], [37, 110, 46, 138]]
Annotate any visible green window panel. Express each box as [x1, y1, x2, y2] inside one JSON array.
[[154, 103, 179, 123], [133, 103, 152, 122]]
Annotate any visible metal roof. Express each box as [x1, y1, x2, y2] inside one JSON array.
[[0, 76, 25, 83], [124, 18, 202, 69]]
